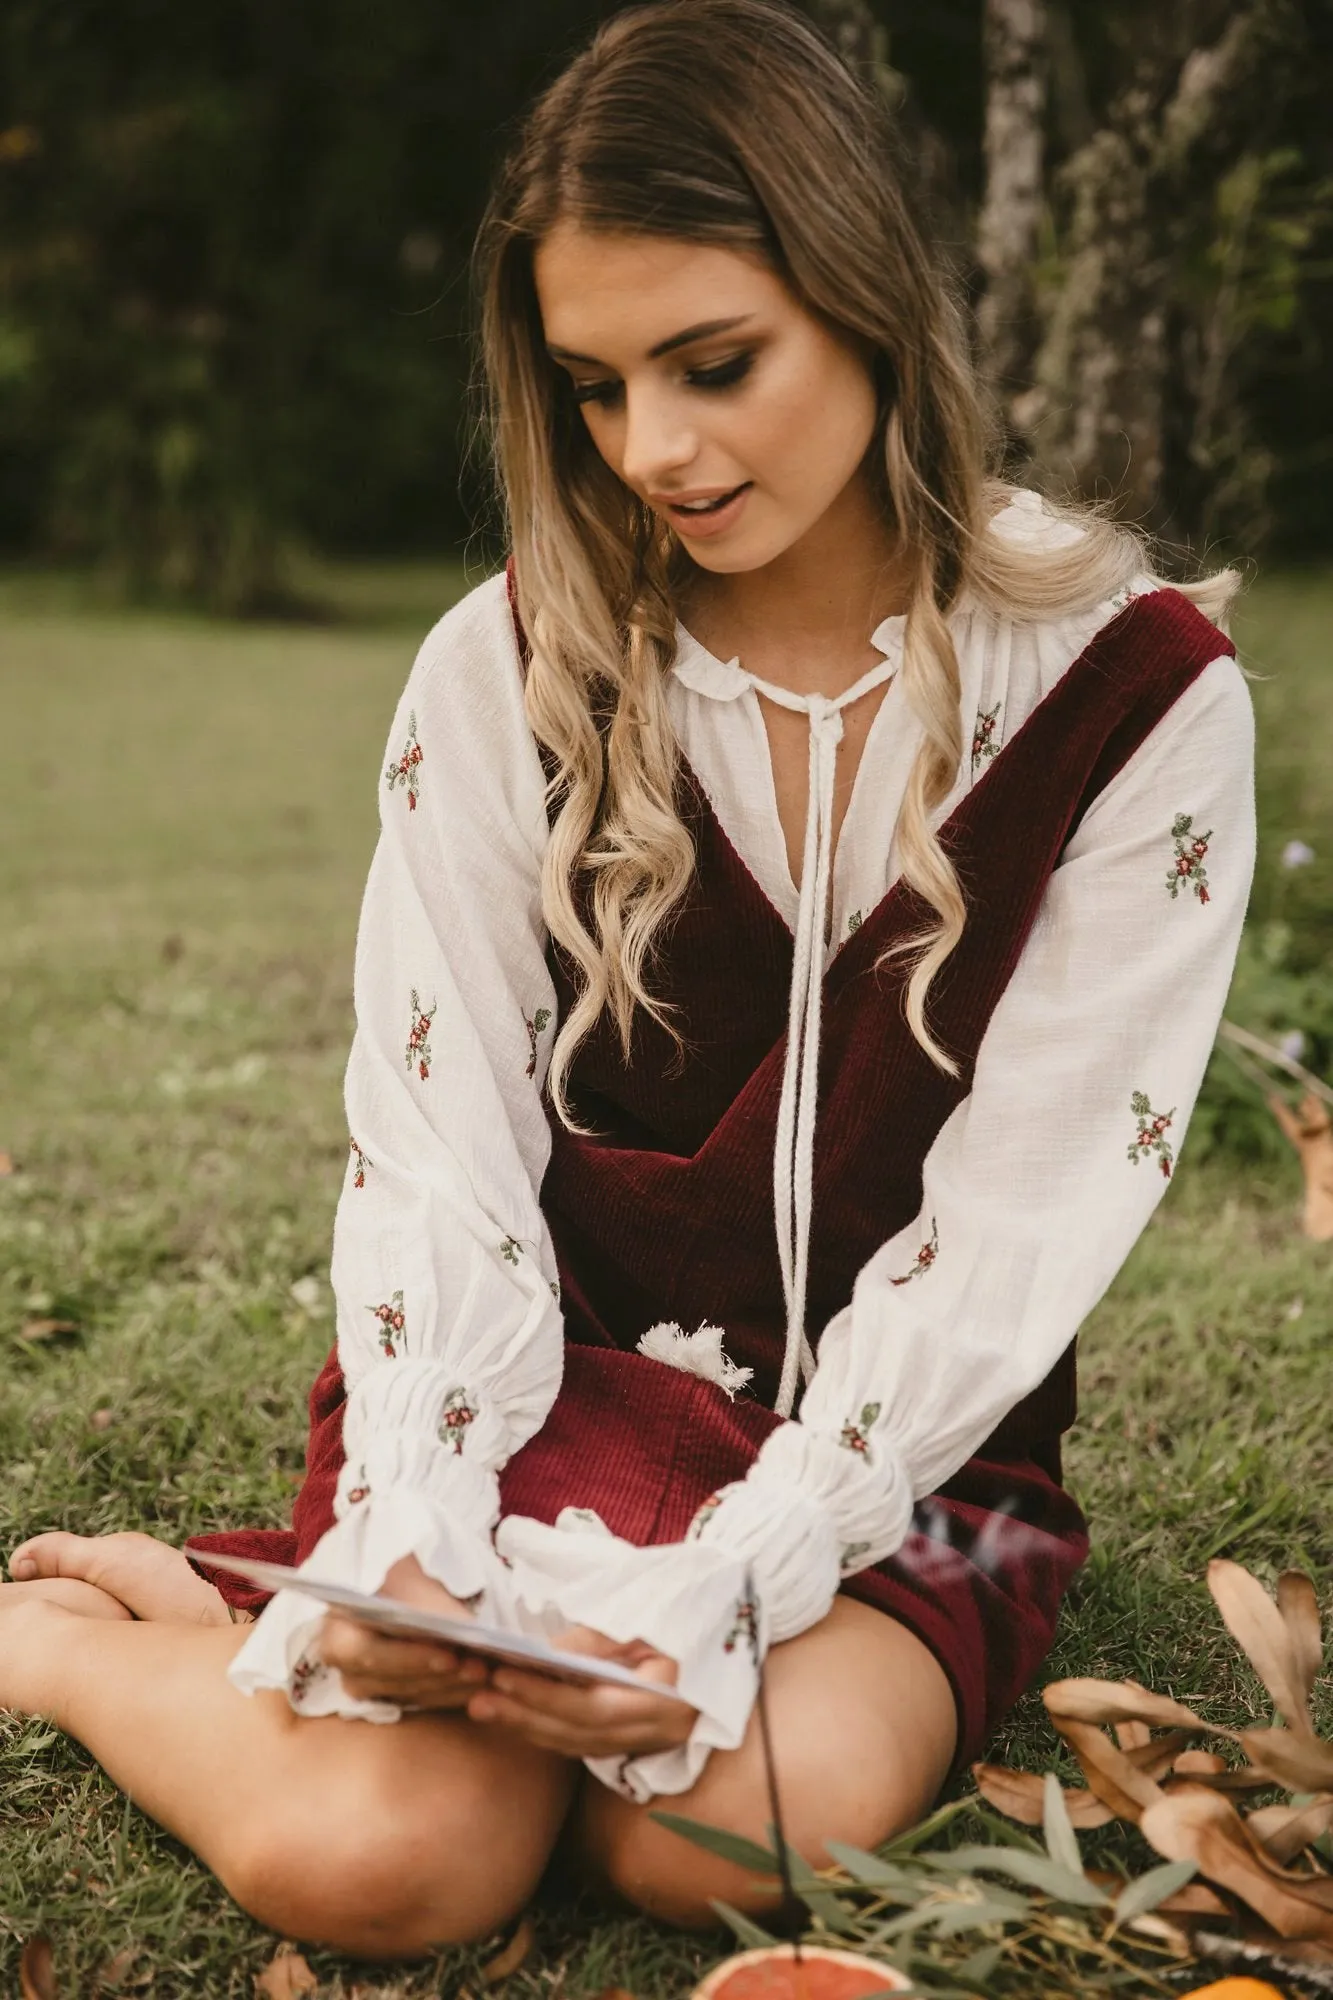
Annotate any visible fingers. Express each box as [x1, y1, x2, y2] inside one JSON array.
[[317, 1613, 491, 1708], [467, 1665, 696, 1758]]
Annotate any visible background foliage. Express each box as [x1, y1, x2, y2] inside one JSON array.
[[1, 0, 1331, 610]]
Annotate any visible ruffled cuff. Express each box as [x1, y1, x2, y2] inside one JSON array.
[[496, 1509, 768, 1803], [227, 1356, 523, 1718], [715, 1419, 916, 1586]]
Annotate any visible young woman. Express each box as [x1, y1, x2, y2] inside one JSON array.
[[3, 0, 1255, 1959]]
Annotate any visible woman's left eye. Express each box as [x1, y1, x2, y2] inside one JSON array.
[[687, 352, 754, 392]]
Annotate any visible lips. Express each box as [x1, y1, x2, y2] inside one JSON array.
[[659, 483, 751, 516]]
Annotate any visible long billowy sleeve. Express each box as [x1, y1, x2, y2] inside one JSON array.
[[529, 642, 1254, 1801], [228, 575, 565, 1717]]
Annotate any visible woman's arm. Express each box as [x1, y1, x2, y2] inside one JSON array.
[[228, 575, 566, 1717]]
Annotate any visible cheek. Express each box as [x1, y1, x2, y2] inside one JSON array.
[[743, 349, 878, 496]]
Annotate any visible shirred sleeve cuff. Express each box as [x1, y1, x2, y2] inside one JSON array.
[[495, 1508, 773, 1802]]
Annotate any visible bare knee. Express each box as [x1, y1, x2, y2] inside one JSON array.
[[222, 1766, 555, 1954]]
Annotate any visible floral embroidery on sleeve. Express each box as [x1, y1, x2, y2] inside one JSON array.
[[349, 1136, 372, 1188], [406, 989, 436, 1079], [686, 1491, 725, 1541], [499, 1234, 523, 1265], [369, 1289, 406, 1357], [839, 1539, 872, 1573], [1166, 813, 1212, 904], [839, 1401, 881, 1455], [523, 1006, 552, 1079], [889, 1217, 939, 1286], [1128, 1092, 1175, 1177], [971, 702, 1002, 776], [438, 1387, 477, 1455], [385, 711, 424, 810], [723, 1593, 759, 1654], [847, 908, 863, 935]]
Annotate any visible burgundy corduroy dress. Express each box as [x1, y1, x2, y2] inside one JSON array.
[[190, 577, 1233, 1762]]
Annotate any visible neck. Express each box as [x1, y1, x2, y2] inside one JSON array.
[[677, 470, 914, 695]]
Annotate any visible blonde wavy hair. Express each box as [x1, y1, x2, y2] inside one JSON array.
[[471, 0, 1237, 1134]]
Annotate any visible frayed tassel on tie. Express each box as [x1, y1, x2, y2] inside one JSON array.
[[636, 1321, 754, 1399]]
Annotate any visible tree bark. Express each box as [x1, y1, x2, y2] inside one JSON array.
[[1020, 0, 1304, 534], [976, 0, 1048, 423]]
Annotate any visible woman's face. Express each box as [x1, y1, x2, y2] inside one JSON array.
[[533, 223, 883, 575]]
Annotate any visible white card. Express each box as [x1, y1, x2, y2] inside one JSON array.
[[198, 1550, 691, 1702]]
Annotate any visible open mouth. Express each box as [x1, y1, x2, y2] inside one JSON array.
[[669, 483, 751, 516]]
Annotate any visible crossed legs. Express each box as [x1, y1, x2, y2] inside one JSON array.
[[1, 1533, 957, 1953]]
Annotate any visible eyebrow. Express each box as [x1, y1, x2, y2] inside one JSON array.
[[546, 314, 755, 366]]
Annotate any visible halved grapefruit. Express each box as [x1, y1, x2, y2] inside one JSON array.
[[693, 1944, 910, 2000]]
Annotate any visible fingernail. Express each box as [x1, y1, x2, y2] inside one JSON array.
[[11, 1558, 35, 1580]]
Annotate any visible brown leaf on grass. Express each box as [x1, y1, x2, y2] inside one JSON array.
[[1277, 1571, 1323, 1708], [1248, 1795, 1333, 1866], [1173, 1750, 1228, 1776], [972, 1762, 1115, 1828], [1208, 1559, 1317, 1737], [1044, 1677, 1210, 1735], [1237, 1727, 1333, 1793], [1140, 1784, 1333, 1942], [1049, 1716, 1167, 1824], [0, 1149, 16, 1176], [19, 1318, 81, 1344], [480, 1915, 534, 1985], [20, 1935, 56, 2000], [254, 1945, 319, 1997], [1270, 1090, 1333, 1241]]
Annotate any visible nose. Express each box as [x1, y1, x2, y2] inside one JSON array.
[[618, 383, 699, 495]]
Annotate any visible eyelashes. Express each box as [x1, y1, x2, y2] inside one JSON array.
[[570, 351, 755, 409]]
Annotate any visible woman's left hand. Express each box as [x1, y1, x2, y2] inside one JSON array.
[[466, 1626, 697, 1758]]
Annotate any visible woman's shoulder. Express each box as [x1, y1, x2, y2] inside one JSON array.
[[411, 567, 520, 691]]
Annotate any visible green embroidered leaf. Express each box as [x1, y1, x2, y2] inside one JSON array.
[[861, 1402, 881, 1425], [1112, 1858, 1199, 1926], [650, 1811, 779, 1876], [1042, 1770, 1086, 1879]]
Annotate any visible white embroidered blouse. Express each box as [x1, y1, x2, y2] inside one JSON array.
[[228, 494, 1256, 1801]]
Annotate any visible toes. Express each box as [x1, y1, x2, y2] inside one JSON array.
[[8, 1532, 90, 1581]]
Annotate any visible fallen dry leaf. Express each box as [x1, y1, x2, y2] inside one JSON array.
[[1276, 1571, 1323, 1708], [1048, 1715, 1166, 1823], [480, 1914, 534, 1984], [1140, 1785, 1333, 1942], [1174, 1750, 1228, 1777], [20, 1935, 56, 2000], [1044, 1676, 1210, 1736], [1247, 1796, 1333, 1866], [1208, 1560, 1316, 1737], [972, 1760, 1115, 1828], [1269, 1090, 1333, 1240], [19, 1318, 81, 1345], [0, 1149, 16, 1176], [1236, 1725, 1333, 1793], [254, 1944, 319, 1997]]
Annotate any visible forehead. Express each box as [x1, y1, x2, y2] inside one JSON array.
[[533, 224, 786, 360]]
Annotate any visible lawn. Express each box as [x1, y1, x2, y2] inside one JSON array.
[[0, 562, 1330, 1997]]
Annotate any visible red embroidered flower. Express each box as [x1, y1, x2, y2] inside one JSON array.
[[1128, 1091, 1175, 1176], [406, 989, 436, 1079], [349, 1136, 371, 1188], [839, 1401, 881, 1455], [1166, 813, 1213, 905], [438, 1387, 477, 1456], [369, 1289, 406, 1356], [385, 711, 424, 811], [890, 1217, 939, 1286]]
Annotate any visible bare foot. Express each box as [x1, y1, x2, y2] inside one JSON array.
[[8, 1532, 234, 1626], [0, 1576, 132, 1621]]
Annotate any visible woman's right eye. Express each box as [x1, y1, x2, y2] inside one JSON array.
[[571, 380, 620, 408]]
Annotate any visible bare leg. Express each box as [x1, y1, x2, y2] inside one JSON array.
[[574, 1595, 958, 1928], [0, 1601, 576, 1956], [9, 1531, 232, 1625]]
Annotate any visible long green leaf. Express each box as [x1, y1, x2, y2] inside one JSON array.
[[880, 1796, 974, 1854], [824, 1841, 928, 1897], [1112, 1858, 1199, 1926], [710, 1900, 779, 1947], [928, 1846, 1109, 1907], [951, 1942, 1004, 1988], [1042, 1770, 1086, 1879], [928, 1897, 1034, 1937], [650, 1811, 779, 1876]]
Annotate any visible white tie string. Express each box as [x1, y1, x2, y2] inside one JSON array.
[[742, 657, 901, 1419]]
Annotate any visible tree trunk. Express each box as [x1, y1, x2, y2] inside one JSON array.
[[976, 0, 1048, 425], [1021, 0, 1304, 536]]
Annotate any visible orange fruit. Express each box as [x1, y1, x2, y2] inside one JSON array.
[[1177, 1982, 1289, 1999], [693, 1945, 910, 2000]]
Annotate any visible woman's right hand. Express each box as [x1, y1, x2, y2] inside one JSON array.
[[317, 1555, 494, 1710]]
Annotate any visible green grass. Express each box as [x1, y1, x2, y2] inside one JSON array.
[[0, 562, 1330, 1996]]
